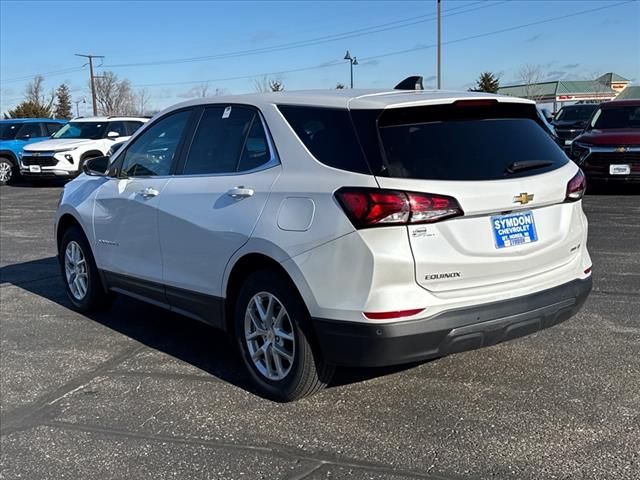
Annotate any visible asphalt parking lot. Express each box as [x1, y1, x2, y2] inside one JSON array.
[[1, 182, 638, 480]]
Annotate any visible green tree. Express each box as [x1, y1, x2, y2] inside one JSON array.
[[54, 83, 73, 119], [6, 101, 53, 118], [469, 72, 500, 93]]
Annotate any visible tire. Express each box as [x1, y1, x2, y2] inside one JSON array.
[[235, 270, 334, 401], [59, 226, 113, 312], [0, 157, 15, 185]]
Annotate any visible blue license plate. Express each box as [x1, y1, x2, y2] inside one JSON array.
[[491, 211, 538, 249]]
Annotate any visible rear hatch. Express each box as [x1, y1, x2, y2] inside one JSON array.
[[350, 99, 584, 295]]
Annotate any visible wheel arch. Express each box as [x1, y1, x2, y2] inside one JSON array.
[[56, 213, 85, 253], [0, 150, 18, 166], [223, 252, 317, 336]]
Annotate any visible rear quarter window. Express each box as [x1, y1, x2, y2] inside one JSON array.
[[278, 105, 371, 174]]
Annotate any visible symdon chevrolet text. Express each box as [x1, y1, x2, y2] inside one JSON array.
[[21, 116, 147, 179], [55, 82, 593, 401]]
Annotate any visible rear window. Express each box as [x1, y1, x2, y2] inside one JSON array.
[[278, 105, 370, 174], [372, 102, 568, 181], [555, 105, 597, 122]]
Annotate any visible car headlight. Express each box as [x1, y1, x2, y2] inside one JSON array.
[[570, 142, 591, 163]]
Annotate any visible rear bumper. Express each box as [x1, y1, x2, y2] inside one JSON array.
[[313, 277, 592, 367]]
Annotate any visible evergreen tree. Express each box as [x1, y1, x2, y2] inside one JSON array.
[[6, 101, 52, 118], [469, 72, 500, 93], [54, 84, 73, 119]]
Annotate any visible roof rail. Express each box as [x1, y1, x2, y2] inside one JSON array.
[[394, 76, 424, 91]]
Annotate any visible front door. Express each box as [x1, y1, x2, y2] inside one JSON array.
[[93, 109, 193, 302]]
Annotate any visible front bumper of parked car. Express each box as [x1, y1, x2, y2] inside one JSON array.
[[313, 277, 592, 367]]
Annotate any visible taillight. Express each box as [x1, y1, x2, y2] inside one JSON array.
[[565, 169, 586, 202], [335, 187, 463, 228], [364, 308, 425, 320]]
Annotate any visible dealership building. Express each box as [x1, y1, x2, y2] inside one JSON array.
[[497, 72, 631, 112]]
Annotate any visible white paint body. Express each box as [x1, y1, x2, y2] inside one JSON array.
[[56, 89, 591, 325]]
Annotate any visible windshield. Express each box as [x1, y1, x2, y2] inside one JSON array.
[[590, 105, 640, 130], [0, 123, 21, 140], [52, 122, 107, 140], [554, 105, 597, 122]]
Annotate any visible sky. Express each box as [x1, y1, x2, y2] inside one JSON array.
[[1, 0, 638, 115]]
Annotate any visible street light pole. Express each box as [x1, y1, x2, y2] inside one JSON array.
[[74, 98, 86, 118], [344, 51, 359, 89], [437, 0, 442, 89]]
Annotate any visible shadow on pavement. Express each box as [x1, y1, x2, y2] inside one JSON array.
[[586, 182, 639, 196], [1, 256, 420, 399]]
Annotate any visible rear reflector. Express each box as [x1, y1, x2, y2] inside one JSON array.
[[364, 308, 425, 320], [566, 169, 586, 201], [335, 187, 463, 229], [584, 266, 592, 274]]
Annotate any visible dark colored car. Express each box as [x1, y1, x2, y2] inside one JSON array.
[[552, 104, 599, 149], [570, 100, 640, 184]]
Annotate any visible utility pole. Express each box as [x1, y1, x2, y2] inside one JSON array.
[[437, 0, 441, 89], [75, 54, 104, 116]]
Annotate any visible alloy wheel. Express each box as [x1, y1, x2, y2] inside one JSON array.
[[0, 161, 12, 183], [244, 292, 296, 381], [64, 241, 89, 300]]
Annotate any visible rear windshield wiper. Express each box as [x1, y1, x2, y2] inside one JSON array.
[[505, 160, 554, 175]]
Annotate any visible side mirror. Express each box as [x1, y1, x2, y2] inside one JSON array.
[[107, 131, 120, 138], [82, 156, 109, 176]]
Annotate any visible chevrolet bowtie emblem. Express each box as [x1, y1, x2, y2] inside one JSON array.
[[33, 152, 40, 157], [513, 192, 534, 205]]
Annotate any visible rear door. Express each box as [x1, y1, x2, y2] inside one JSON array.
[[158, 105, 280, 325], [360, 100, 583, 295]]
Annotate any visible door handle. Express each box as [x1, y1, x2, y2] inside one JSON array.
[[227, 186, 254, 199], [138, 187, 159, 198]]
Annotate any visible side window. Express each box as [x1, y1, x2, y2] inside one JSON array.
[[237, 116, 270, 172], [120, 110, 191, 177], [16, 122, 44, 139], [107, 121, 128, 137], [45, 123, 62, 136], [124, 121, 144, 136], [182, 106, 255, 175]]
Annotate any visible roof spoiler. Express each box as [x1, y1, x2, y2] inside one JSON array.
[[394, 76, 424, 91]]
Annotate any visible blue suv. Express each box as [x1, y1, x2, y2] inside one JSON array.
[[0, 118, 67, 184]]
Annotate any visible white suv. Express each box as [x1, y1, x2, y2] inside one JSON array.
[[21, 116, 147, 179], [55, 86, 592, 401]]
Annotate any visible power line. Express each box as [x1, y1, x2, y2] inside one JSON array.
[[103, 1, 502, 68], [133, 0, 634, 89]]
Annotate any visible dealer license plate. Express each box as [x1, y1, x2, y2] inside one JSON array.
[[29, 165, 41, 173], [609, 164, 630, 175], [491, 211, 538, 249]]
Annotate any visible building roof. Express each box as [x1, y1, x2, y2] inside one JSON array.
[[597, 72, 630, 84], [498, 80, 617, 99], [166, 88, 533, 114], [614, 85, 640, 100]]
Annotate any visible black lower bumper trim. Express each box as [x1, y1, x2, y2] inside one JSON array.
[[313, 277, 592, 367]]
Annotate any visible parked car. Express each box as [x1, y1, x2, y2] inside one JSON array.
[[570, 100, 640, 184], [55, 88, 592, 401], [537, 107, 562, 148], [0, 118, 66, 184], [552, 103, 599, 149], [20, 116, 148, 179]]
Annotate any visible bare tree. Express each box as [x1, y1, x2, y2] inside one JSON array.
[[253, 76, 284, 93], [24, 75, 54, 112], [136, 88, 152, 115], [517, 64, 544, 101], [269, 79, 284, 92], [93, 71, 136, 115], [196, 83, 210, 98]]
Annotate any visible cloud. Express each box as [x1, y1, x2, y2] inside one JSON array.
[[545, 71, 567, 81], [526, 34, 541, 43], [250, 30, 278, 44], [562, 63, 580, 70], [359, 59, 380, 67]]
